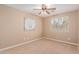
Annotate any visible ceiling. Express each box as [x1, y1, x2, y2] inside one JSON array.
[[5, 4, 79, 17]]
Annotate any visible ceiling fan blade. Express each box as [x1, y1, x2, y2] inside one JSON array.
[[47, 8, 56, 10], [46, 10, 50, 14], [33, 9, 42, 10]]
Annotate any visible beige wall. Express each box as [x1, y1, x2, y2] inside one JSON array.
[[77, 11, 79, 51], [43, 11, 78, 43], [0, 5, 42, 48]]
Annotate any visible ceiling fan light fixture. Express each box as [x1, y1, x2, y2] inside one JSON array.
[[33, 4, 56, 16]]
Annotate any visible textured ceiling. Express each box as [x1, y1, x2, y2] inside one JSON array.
[[5, 4, 79, 17]]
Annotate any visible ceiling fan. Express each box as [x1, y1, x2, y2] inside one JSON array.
[[33, 4, 56, 15]]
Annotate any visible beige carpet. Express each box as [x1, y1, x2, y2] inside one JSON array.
[[1, 39, 78, 54]]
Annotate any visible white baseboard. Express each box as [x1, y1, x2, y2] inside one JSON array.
[[43, 37, 78, 46], [0, 37, 42, 52]]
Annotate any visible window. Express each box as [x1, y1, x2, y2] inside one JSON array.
[[51, 17, 64, 26], [24, 18, 36, 31], [50, 16, 69, 32]]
